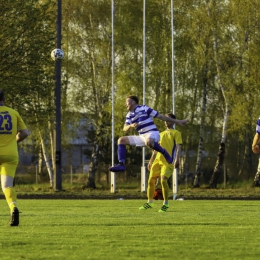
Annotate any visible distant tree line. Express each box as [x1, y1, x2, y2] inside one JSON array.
[[1, 0, 260, 188]]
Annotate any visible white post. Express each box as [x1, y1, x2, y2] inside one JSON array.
[[141, 0, 147, 192], [171, 0, 178, 199], [111, 172, 116, 193], [141, 165, 147, 192], [171, 0, 175, 115], [173, 168, 178, 200], [111, 0, 116, 193]]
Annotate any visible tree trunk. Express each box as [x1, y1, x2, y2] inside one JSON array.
[[82, 143, 98, 190], [208, 94, 229, 188], [38, 130, 54, 187], [193, 72, 207, 188], [238, 131, 252, 177], [193, 137, 204, 188], [207, 1, 230, 189], [208, 142, 225, 188], [48, 120, 55, 175], [38, 146, 43, 175]]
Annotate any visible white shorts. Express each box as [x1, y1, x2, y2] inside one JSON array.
[[128, 131, 160, 147]]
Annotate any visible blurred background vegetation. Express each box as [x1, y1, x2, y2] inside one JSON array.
[[1, 0, 260, 190]]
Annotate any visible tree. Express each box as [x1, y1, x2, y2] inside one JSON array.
[[206, 0, 258, 187], [63, 0, 114, 188], [0, 0, 60, 185]]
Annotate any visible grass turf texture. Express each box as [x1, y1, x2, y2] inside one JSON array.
[[0, 200, 260, 260], [10, 177, 260, 199]]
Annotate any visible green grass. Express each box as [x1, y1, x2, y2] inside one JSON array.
[[13, 173, 260, 198], [0, 200, 260, 260], [9, 180, 260, 199]]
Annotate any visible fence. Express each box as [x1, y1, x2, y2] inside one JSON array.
[[14, 164, 141, 187], [15, 152, 258, 187]]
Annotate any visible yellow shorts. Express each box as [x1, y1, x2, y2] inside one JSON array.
[[0, 155, 19, 178], [149, 159, 174, 179]]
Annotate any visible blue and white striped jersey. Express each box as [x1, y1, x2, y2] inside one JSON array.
[[125, 105, 159, 134], [256, 118, 260, 134]]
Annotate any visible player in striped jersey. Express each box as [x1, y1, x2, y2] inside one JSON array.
[[0, 89, 29, 226], [109, 95, 188, 172]]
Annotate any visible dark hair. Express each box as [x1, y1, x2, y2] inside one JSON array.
[[0, 89, 4, 101], [166, 113, 176, 119], [128, 95, 139, 104]]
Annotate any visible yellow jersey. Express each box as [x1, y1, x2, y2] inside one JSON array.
[[156, 128, 182, 163], [0, 106, 27, 156]]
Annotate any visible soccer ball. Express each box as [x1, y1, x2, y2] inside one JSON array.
[[51, 48, 64, 61]]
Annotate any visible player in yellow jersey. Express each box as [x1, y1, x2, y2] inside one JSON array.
[[0, 90, 29, 226], [139, 113, 182, 212]]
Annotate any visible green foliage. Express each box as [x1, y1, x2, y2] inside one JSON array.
[[0, 0, 56, 112], [0, 0, 57, 159], [3, 0, 260, 182]]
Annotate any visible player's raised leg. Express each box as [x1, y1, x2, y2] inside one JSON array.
[[146, 137, 173, 164], [109, 137, 130, 172]]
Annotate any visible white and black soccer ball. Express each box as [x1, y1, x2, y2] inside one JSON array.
[[51, 48, 64, 61]]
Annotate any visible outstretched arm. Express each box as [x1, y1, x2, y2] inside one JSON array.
[[16, 129, 29, 143], [156, 113, 189, 126]]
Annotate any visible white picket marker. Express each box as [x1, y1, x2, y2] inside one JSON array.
[[173, 168, 178, 200], [141, 166, 147, 192], [111, 172, 116, 193]]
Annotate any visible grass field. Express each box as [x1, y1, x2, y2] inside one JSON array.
[[0, 199, 260, 260], [11, 175, 260, 199]]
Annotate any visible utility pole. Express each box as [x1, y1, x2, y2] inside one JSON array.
[[54, 0, 62, 191]]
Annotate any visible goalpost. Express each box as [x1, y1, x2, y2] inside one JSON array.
[[140, 0, 147, 193], [110, 0, 116, 193], [171, 0, 178, 200], [110, 1, 178, 195]]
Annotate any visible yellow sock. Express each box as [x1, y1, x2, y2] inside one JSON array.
[[147, 178, 156, 201], [161, 178, 169, 203], [3, 187, 17, 212]]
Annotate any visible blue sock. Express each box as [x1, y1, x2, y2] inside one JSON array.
[[153, 142, 164, 154], [118, 144, 126, 163]]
